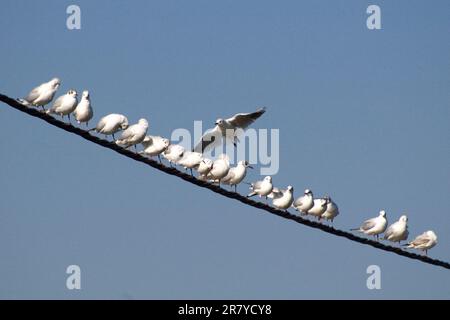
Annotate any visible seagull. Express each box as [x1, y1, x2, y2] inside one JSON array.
[[404, 230, 438, 255], [383, 215, 409, 243], [321, 196, 339, 223], [247, 176, 273, 198], [292, 189, 314, 214], [90, 113, 129, 139], [268, 186, 294, 211], [193, 107, 266, 153], [351, 210, 388, 240], [221, 160, 253, 192], [19, 77, 61, 110], [162, 144, 185, 166], [46, 89, 78, 121], [178, 151, 203, 175], [140, 135, 170, 162], [306, 198, 328, 221], [196, 158, 214, 179], [208, 154, 230, 184], [115, 118, 149, 150], [73, 90, 93, 127]]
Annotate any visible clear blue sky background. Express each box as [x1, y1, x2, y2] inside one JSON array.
[[0, 0, 449, 299]]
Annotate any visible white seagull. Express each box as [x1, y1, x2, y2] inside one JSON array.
[[162, 144, 185, 166], [73, 90, 93, 126], [115, 118, 149, 150], [140, 135, 170, 162], [247, 176, 273, 198], [19, 77, 61, 110], [91, 113, 129, 139], [196, 158, 214, 179], [46, 89, 78, 121], [404, 230, 438, 255], [221, 160, 253, 192], [321, 196, 339, 223], [193, 107, 266, 153], [178, 151, 204, 175], [269, 186, 294, 211], [351, 210, 388, 240], [306, 198, 329, 221], [208, 154, 230, 184], [292, 189, 314, 214], [383, 215, 409, 243]]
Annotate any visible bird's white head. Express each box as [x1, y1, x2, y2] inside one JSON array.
[[50, 78, 61, 89], [67, 89, 77, 97], [239, 160, 253, 168], [399, 215, 408, 223], [162, 138, 170, 147], [142, 136, 152, 143], [82, 90, 90, 99], [379, 210, 387, 217], [138, 118, 148, 129], [202, 158, 214, 168], [426, 230, 437, 241], [215, 118, 224, 126], [264, 176, 272, 183], [287, 186, 294, 192], [120, 116, 129, 130], [304, 189, 312, 195]]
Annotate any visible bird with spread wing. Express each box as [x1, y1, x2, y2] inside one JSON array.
[[193, 107, 266, 153]]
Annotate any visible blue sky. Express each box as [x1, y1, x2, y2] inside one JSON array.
[[0, 0, 449, 299]]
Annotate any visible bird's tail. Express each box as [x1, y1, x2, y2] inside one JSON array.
[[247, 192, 256, 198], [16, 98, 30, 106], [349, 228, 360, 231]]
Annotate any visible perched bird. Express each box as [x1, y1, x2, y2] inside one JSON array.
[[321, 196, 339, 223], [140, 135, 170, 162], [46, 89, 78, 121], [73, 90, 93, 126], [193, 107, 266, 153], [162, 144, 185, 166], [247, 176, 273, 198], [351, 210, 388, 240], [404, 230, 438, 255], [196, 158, 214, 179], [115, 118, 149, 150], [269, 186, 294, 211], [19, 77, 61, 110], [292, 189, 314, 214], [221, 160, 253, 192], [306, 198, 329, 221], [208, 154, 230, 184], [91, 113, 129, 139], [384, 215, 409, 243], [178, 151, 203, 175]]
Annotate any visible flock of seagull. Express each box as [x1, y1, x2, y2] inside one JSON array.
[[17, 77, 439, 255]]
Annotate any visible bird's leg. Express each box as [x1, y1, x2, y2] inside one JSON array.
[[112, 133, 116, 140], [190, 168, 193, 176], [234, 185, 237, 193], [157, 155, 161, 163], [68, 114, 71, 122]]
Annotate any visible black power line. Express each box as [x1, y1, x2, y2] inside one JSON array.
[[1, 93, 449, 270]]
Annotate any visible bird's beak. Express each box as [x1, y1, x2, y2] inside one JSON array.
[[248, 165, 254, 169]]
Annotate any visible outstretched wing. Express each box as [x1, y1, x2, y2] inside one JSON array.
[[193, 126, 222, 153], [227, 107, 266, 129]]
